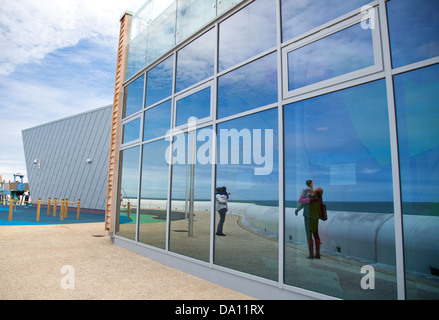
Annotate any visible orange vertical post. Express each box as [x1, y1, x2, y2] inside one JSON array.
[[8, 200, 13, 222], [47, 198, 51, 216], [53, 198, 57, 217], [64, 198, 69, 218], [36, 199, 41, 222], [76, 200, 81, 220]]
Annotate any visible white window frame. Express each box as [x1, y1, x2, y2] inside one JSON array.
[[173, 80, 214, 131], [282, 5, 383, 100]]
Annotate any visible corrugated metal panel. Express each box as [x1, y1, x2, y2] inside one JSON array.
[[22, 105, 112, 211]]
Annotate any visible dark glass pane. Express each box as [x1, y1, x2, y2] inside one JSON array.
[[123, 75, 144, 118], [387, 0, 439, 68], [218, 53, 277, 119], [176, 28, 216, 92], [281, 0, 369, 42], [116, 146, 140, 241], [284, 80, 397, 299], [144, 100, 172, 141], [146, 55, 174, 108], [219, 0, 277, 71], [139, 140, 170, 250], [176, 87, 211, 127], [215, 109, 279, 281], [288, 23, 374, 91], [394, 65, 439, 299]]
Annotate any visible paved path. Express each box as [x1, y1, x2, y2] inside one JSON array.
[[0, 222, 254, 300]]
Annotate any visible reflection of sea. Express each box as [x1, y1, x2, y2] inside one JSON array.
[[137, 198, 439, 216]]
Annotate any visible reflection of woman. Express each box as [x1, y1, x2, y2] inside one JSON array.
[[216, 187, 229, 236], [298, 187, 323, 259]]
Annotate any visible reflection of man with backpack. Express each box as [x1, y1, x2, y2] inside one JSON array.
[[216, 186, 229, 236]]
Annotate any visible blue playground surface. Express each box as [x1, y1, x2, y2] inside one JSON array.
[[0, 205, 105, 226]]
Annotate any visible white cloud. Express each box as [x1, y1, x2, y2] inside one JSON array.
[[0, 0, 136, 75], [0, 0, 140, 182]]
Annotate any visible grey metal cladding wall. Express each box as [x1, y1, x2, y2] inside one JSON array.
[[22, 105, 112, 211]]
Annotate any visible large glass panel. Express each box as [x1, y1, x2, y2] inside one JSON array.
[[215, 109, 279, 281], [122, 118, 141, 144], [394, 65, 439, 300], [218, 0, 277, 71], [145, 55, 174, 108], [284, 80, 397, 299], [116, 146, 141, 241], [176, 28, 216, 93], [138, 140, 170, 250], [217, 0, 246, 15], [176, 0, 217, 44], [169, 127, 213, 262], [123, 75, 145, 118], [176, 87, 211, 127], [144, 100, 172, 141], [126, 31, 148, 81], [218, 53, 277, 119], [145, 2, 177, 67], [281, 0, 369, 42], [387, 0, 439, 69], [287, 23, 374, 91]]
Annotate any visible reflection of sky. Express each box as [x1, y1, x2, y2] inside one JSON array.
[[176, 28, 215, 93], [144, 100, 171, 141], [217, 109, 279, 202], [387, 0, 439, 68], [176, 0, 216, 44], [284, 80, 393, 202], [146, 55, 173, 107], [123, 118, 141, 143], [176, 87, 211, 126], [218, 53, 278, 119], [124, 75, 144, 118], [288, 23, 374, 90], [141, 139, 170, 199], [171, 128, 213, 201], [120, 146, 141, 198], [219, 0, 277, 71], [394, 65, 439, 203], [281, 0, 369, 42]]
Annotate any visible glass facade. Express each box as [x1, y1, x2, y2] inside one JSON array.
[[116, 0, 439, 300]]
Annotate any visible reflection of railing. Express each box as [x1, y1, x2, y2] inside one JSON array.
[[135, 199, 439, 277]]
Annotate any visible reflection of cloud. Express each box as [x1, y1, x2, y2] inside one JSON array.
[[289, 23, 374, 89], [176, 28, 216, 91], [219, 0, 277, 71]]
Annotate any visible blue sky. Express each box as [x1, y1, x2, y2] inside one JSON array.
[[0, 0, 143, 182]]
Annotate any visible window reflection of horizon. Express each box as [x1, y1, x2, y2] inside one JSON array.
[[216, 109, 279, 203], [284, 80, 393, 203]]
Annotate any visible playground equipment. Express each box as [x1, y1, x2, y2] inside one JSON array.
[[4, 173, 29, 201]]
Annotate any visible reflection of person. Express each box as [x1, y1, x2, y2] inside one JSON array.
[[295, 180, 314, 215], [296, 182, 323, 259], [216, 186, 229, 236]]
